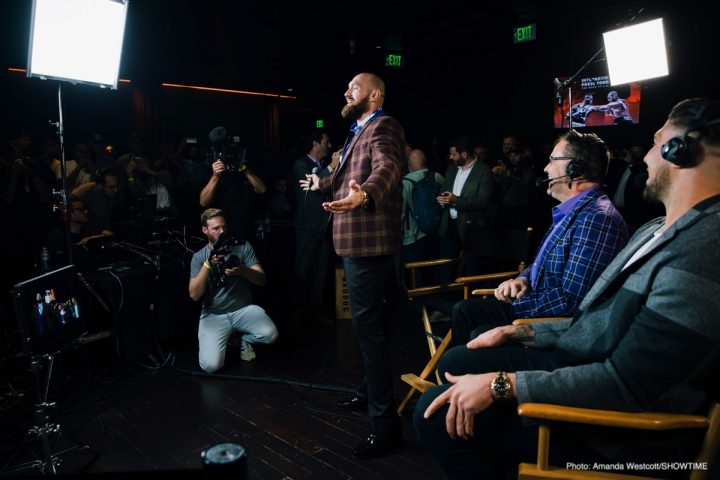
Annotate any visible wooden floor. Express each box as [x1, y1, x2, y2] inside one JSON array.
[[0, 303, 447, 479]]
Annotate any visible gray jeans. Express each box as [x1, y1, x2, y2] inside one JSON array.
[[198, 304, 278, 373]]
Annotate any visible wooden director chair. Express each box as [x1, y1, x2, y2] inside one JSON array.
[[517, 401, 720, 480], [397, 227, 535, 416]]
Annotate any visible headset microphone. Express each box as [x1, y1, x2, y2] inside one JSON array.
[[535, 177, 548, 189], [535, 175, 570, 189]]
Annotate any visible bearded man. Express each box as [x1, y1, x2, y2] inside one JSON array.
[[301, 72, 406, 459]]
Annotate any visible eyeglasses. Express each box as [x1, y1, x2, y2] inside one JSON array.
[[548, 155, 575, 162]]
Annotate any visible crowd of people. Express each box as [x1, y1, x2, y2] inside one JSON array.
[[2, 72, 718, 477]]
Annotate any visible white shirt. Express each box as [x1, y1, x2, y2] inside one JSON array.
[[622, 226, 664, 271], [450, 158, 476, 219]]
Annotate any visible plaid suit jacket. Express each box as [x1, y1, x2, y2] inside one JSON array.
[[318, 114, 406, 257]]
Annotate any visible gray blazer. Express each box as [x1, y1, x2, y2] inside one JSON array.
[[438, 160, 495, 240], [516, 195, 720, 417]]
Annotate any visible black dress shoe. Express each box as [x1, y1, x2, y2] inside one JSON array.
[[336, 395, 368, 411], [352, 432, 403, 460]]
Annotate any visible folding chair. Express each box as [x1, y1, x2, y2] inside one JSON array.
[[518, 401, 720, 480], [397, 227, 535, 415]]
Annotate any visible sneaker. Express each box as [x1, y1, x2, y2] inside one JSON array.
[[240, 340, 256, 361]]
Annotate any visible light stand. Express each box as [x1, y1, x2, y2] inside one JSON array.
[[0, 354, 96, 475], [27, 0, 129, 267], [50, 83, 74, 267], [554, 46, 606, 130]]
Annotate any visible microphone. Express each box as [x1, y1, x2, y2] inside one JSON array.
[[535, 175, 570, 189], [307, 166, 319, 190]]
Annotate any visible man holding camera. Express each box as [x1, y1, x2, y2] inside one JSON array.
[[199, 136, 267, 241], [189, 208, 278, 372]]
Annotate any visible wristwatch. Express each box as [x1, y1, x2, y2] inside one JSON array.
[[360, 189, 370, 210], [490, 371, 512, 401]]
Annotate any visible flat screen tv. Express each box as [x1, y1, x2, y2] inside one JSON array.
[[11, 265, 87, 355], [553, 75, 641, 129]]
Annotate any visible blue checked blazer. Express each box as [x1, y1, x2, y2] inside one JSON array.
[[512, 188, 629, 318]]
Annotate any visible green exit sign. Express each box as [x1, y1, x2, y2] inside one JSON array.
[[315, 119, 324, 128], [385, 53, 404, 68], [513, 23, 536, 44]]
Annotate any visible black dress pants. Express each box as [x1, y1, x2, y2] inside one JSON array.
[[343, 254, 403, 436], [413, 344, 586, 479], [294, 229, 332, 317], [450, 297, 514, 347]]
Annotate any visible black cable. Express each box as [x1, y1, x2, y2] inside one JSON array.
[[170, 365, 356, 395]]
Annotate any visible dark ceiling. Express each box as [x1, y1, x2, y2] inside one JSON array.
[[122, 0, 656, 95], [0, 0, 692, 99], [1, 0, 717, 152]]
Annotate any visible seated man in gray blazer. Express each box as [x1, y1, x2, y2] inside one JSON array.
[[413, 97, 720, 479]]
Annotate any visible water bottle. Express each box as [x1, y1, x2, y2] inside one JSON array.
[[264, 217, 271, 235], [40, 246, 50, 273]]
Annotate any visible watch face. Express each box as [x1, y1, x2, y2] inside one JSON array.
[[492, 374, 511, 398]]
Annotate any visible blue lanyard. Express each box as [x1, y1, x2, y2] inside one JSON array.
[[340, 108, 385, 163]]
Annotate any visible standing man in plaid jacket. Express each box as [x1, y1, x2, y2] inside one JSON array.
[[301, 72, 406, 459], [450, 130, 629, 347]]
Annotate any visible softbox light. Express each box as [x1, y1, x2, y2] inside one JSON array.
[[27, 0, 129, 89], [603, 18, 668, 86]]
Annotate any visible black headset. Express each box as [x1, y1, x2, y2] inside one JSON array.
[[566, 134, 594, 179], [661, 112, 720, 167]]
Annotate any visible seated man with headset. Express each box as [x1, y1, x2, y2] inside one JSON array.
[[415, 97, 720, 479], [448, 130, 629, 348]]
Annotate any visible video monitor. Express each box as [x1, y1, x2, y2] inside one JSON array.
[[553, 76, 641, 129], [11, 265, 87, 355]]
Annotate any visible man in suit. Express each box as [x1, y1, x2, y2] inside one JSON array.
[[436, 136, 495, 281], [301, 72, 406, 459], [448, 130, 628, 347], [413, 97, 720, 479], [291, 131, 336, 324]]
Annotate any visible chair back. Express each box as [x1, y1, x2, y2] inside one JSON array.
[[463, 226, 534, 272], [692, 402, 720, 480], [459, 226, 534, 290]]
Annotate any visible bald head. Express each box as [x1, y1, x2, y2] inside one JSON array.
[[358, 72, 386, 99], [408, 149, 427, 171]]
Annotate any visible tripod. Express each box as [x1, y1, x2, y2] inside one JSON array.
[[1, 353, 94, 475]]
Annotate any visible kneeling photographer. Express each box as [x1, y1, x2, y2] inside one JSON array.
[[189, 208, 278, 372]]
